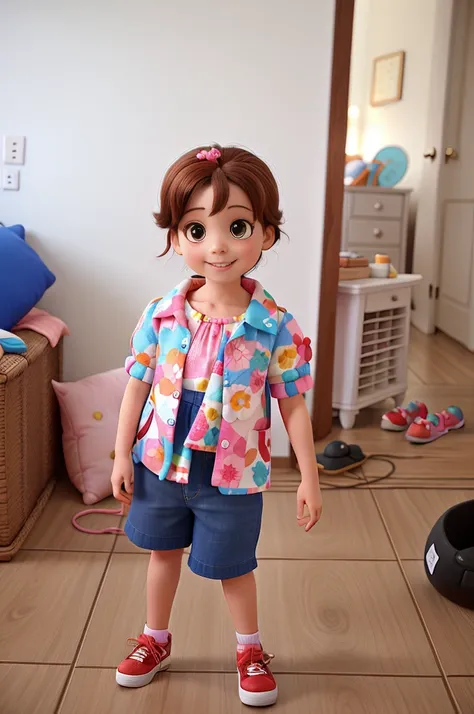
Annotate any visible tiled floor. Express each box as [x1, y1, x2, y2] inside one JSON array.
[[1, 328, 474, 713]]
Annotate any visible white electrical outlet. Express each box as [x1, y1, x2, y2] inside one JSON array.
[[3, 136, 26, 165], [2, 168, 20, 190]]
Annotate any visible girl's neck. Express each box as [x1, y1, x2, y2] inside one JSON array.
[[189, 277, 250, 313]]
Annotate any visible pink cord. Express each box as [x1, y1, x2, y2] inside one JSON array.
[[72, 506, 126, 535]]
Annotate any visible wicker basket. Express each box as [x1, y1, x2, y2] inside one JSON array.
[[0, 329, 62, 560]]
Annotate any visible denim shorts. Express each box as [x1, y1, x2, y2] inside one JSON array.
[[124, 389, 263, 580]]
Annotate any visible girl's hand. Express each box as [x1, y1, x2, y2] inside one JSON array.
[[111, 454, 134, 506], [296, 479, 322, 532]]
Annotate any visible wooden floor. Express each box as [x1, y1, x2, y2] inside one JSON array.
[[1, 328, 474, 713]]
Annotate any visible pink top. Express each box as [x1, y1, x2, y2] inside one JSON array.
[[183, 301, 244, 390]]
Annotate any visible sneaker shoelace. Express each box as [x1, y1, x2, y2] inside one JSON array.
[[244, 649, 275, 677], [127, 634, 167, 666]]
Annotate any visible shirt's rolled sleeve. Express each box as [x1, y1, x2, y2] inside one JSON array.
[[125, 300, 158, 384], [268, 311, 314, 399]]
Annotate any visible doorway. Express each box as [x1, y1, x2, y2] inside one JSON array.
[[313, 0, 474, 440]]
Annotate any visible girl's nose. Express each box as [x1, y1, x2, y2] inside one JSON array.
[[209, 232, 228, 254]]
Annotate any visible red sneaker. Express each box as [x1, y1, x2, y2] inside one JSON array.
[[237, 645, 278, 707], [381, 400, 428, 431], [116, 633, 171, 688]]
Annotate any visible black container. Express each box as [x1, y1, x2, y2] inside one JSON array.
[[424, 500, 474, 610]]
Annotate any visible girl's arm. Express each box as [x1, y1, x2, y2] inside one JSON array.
[[111, 377, 151, 505], [115, 377, 151, 457], [278, 394, 322, 532]]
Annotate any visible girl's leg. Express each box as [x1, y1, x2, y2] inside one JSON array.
[[221, 571, 259, 634], [222, 571, 278, 707], [116, 548, 183, 688], [147, 548, 184, 629]]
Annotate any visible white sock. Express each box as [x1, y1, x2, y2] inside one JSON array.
[[236, 631, 260, 647], [144, 623, 169, 644]]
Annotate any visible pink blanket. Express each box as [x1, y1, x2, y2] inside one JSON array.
[[14, 307, 69, 347]]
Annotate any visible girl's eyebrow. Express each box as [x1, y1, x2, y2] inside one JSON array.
[[228, 204, 253, 213], [182, 207, 206, 216]]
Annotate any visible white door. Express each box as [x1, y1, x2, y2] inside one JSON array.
[[436, 1, 474, 349], [412, 0, 474, 339]]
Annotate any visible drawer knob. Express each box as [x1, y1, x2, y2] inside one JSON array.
[[373, 228, 383, 238], [374, 201, 383, 211], [391, 295, 399, 302]]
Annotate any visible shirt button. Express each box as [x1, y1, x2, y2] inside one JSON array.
[[172, 391, 180, 399], [167, 418, 176, 426], [224, 380, 229, 387], [221, 439, 230, 449]]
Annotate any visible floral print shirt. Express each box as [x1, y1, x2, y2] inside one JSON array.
[[125, 277, 313, 495]]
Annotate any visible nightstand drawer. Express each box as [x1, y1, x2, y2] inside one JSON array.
[[348, 218, 400, 247], [365, 287, 410, 314], [352, 193, 404, 219]]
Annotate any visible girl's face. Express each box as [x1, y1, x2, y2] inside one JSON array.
[[171, 184, 275, 283]]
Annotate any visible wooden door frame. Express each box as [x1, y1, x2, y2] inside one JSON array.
[[312, 0, 355, 441]]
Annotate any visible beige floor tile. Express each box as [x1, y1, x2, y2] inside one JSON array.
[[448, 678, 474, 714], [257, 560, 438, 675], [24, 479, 121, 552], [258, 491, 394, 559], [78, 555, 437, 675], [403, 561, 474, 675], [410, 328, 474, 386], [408, 368, 424, 386], [59, 669, 455, 714], [374, 490, 474, 559], [0, 663, 69, 714], [0, 551, 108, 663]]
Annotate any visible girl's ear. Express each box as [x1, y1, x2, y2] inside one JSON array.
[[262, 225, 276, 251], [171, 230, 183, 255]]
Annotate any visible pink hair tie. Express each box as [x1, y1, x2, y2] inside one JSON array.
[[196, 148, 221, 162]]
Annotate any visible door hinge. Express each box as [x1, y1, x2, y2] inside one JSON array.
[[435, 286, 440, 299], [429, 284, 433, 298]]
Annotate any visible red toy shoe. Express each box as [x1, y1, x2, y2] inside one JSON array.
[[381, 400, 428, 431], [406, 406, 465, 444], [237, 644, 278, 707], [116, 633, 171, 688]]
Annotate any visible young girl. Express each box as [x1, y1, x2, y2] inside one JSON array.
[[111, 145, 322, 707]]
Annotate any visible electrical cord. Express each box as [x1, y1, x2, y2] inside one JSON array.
[[317, 453, 424, 489]]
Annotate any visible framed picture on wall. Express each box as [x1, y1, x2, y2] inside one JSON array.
[[370, 51, 405, 107]]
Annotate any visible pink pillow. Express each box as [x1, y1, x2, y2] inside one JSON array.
[[52, 368, 129, 504]]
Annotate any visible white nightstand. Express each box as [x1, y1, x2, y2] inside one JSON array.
[[333, 274, 422, 429]]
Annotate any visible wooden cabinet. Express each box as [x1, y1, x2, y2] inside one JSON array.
[[341, 187, 412, 271]]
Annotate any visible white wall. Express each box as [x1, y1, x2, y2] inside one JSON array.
[[348, 0, 436, 193], [0, 0, 335, 455]]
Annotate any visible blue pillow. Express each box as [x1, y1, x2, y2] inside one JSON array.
[[7, 224, 26, 240], [0, 225, 56, 331]]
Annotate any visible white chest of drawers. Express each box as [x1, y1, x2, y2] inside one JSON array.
[[341, 187, 412, 272]]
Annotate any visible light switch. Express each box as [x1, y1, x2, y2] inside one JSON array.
[[3, 136, 26, 165], [2, 168, 20, 190]]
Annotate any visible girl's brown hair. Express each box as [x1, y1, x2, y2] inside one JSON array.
[[153, 145, 283, 256]]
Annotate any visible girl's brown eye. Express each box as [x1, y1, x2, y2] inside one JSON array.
[[185, 223, 206, 242], [230, 219, 253, 240]]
